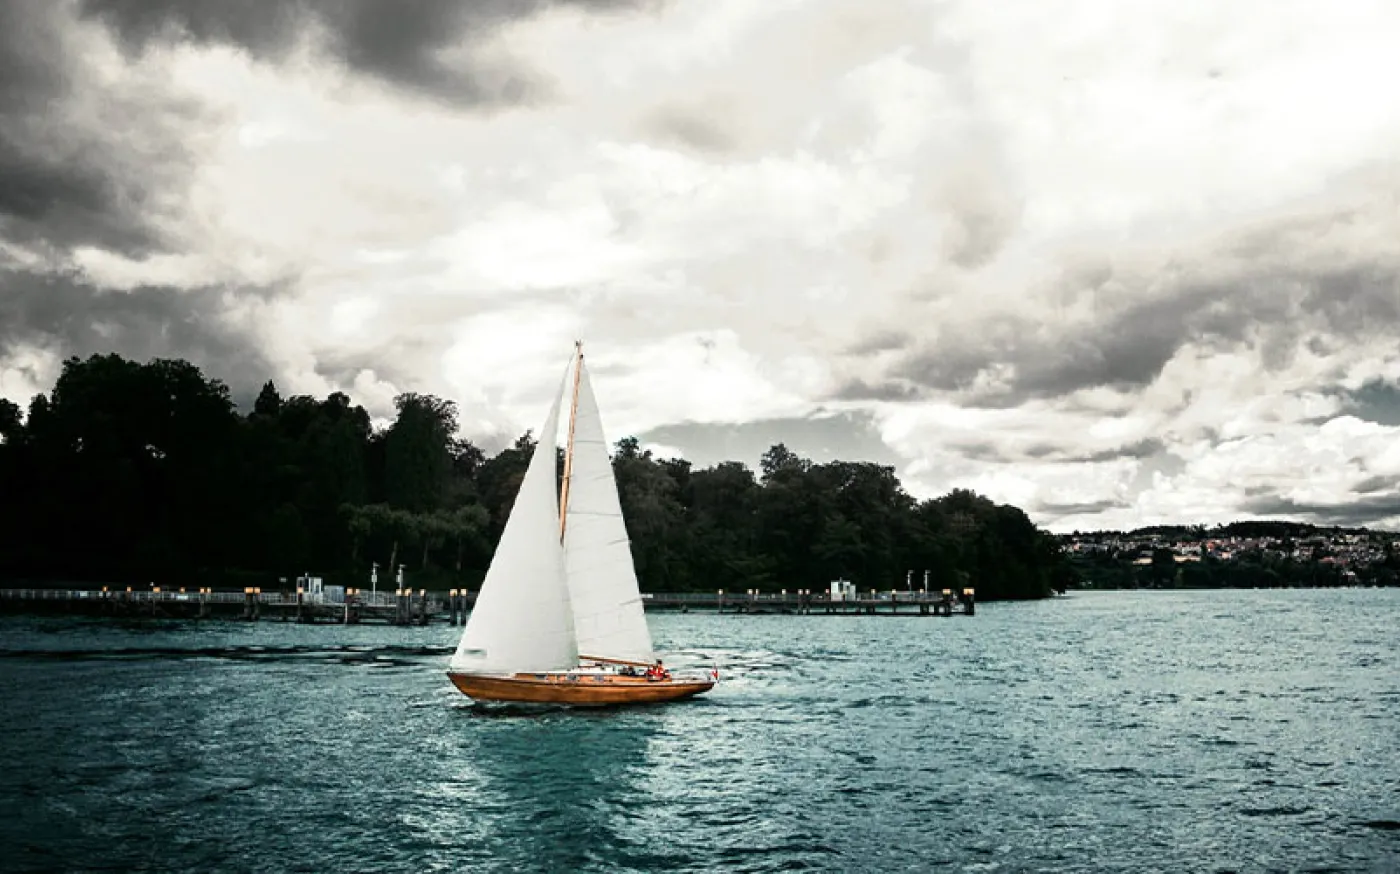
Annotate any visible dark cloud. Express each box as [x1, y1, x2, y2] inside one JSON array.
[[0, 268, 280, 399], [1351, 475, 1393, 496], [0, 1, 276, 408], [1031, 438, 1165, 464], [1036, 498, 1132, 518], [1328, 379, 1400, 427], [942, 438, 1013, 463], [836, 189, 1400, 407], [1239, 492, 1400, 529], [0, 3, 208, 256], [946, 436, 1164, 465], [79, 0, 662, 107], [639, 410, 900, 469], [830, 377, 926, 402]]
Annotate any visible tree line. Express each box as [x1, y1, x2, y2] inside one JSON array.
[[0, 354, 1075, 599]]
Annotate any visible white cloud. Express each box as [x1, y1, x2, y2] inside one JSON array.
[[0, 346, 63, 408]]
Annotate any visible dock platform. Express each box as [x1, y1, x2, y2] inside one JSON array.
[[0, 586, 975, 622]]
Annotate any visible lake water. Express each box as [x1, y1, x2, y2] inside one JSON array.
[[1, 589, 1397, 873]]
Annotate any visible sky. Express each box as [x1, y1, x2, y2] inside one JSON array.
[[3, 0, 1400, 533]]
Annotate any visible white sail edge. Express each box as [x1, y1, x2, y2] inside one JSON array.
[[562, 356, 655, 663], [451, 360, 577, 674]]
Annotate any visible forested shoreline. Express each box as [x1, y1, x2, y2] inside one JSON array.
[[0, 354, 1074, 600]]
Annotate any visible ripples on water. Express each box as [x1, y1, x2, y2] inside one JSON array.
[[1, 590, 1397, 872]]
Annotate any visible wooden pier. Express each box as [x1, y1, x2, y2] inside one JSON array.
[[0, 586, 974, 621], [0, 586, 450, 625], [644, 589, 976, 616]]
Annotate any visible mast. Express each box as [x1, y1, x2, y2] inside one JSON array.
[[558, 341, 584, 540]]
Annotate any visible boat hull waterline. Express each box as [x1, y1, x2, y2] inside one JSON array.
[[448, 671, 715, 706]]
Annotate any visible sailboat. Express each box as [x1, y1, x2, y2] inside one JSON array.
[[446, 342, 716, 706]]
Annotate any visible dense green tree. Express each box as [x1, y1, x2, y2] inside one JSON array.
[[1149, 547, 1179, 588], [384, 393, 458, 513], [252, 380, 283, 419], [0, 398, 20, 444], [0, 353, 1078, 598]]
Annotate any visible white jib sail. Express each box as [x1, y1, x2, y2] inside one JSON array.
[[451, 374, 577, 674], [562, 358, 655, 663]]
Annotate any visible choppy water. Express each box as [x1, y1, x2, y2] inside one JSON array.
[[1, 589, 1397, 873]]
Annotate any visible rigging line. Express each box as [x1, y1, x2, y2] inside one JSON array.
[[558, 340, 584, 541]]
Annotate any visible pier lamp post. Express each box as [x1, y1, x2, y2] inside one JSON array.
[[371, 562, 379, 602]]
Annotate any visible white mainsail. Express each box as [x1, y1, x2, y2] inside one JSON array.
[[562, 357, 655, 663], [450, 373, 576, 674]]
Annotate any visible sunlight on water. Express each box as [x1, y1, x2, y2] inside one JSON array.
[[1, 589, 1397, 872]]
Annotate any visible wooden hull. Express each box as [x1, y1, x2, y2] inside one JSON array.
[[447, 671, 714, 706]]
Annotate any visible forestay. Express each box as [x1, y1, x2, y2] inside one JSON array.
[[450, 372, 577, 674], [562, 358, 655, 663]]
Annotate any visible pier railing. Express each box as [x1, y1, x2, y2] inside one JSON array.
[[0, 588, 423, 606], [0, 586, 975, 619]]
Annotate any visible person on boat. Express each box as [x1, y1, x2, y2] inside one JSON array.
[[646, 660, 670, 681]]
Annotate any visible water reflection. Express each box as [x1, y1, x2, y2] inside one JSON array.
[[434, 703, 663, 871]]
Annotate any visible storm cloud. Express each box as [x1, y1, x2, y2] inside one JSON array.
[[1240, 492, 1400, 530], [0, 268, 279, 400], [0, 2, 205, 256], [79, 0, 662, 106], [839, 180, 1400, 409]]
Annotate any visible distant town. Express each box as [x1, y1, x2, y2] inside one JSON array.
[[1060, 521, 1400, 589]]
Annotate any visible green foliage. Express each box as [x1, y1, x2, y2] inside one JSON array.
[[0, 398, 21, 444], [0, 353, 1072, 598], [384, 393, 458, 513]]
